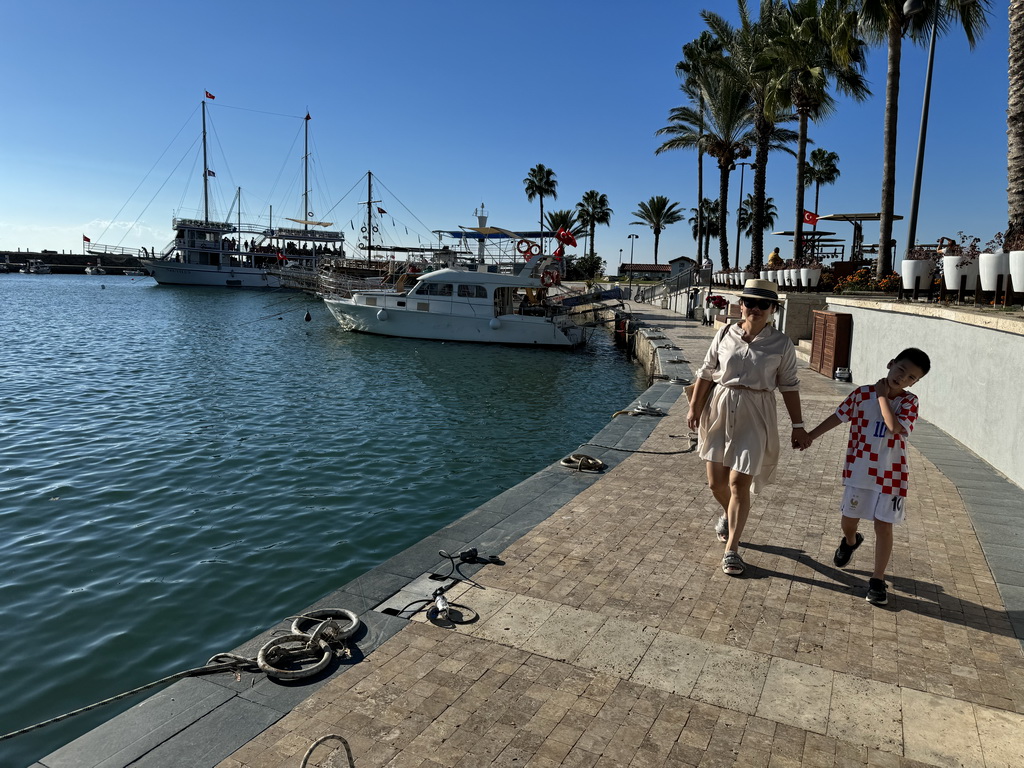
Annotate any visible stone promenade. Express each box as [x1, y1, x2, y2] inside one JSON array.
[[40, 304, 1024, 768]]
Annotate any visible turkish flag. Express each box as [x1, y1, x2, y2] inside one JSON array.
[[205, 91, 215, 100], [82, 235, 91, 243], [803, 210, 819, 226]]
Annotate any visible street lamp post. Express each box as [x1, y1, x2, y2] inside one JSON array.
[[627, 234, 638, 300], [902, 0, 939, 260], [732, 162, 756, 270]]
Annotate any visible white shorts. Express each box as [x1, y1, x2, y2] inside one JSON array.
[[840, 486, 906, 524]]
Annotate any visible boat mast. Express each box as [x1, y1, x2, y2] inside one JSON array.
[[202, 99, 210, 224], [366, 171, 373, 267], [303, 113, 310, 235]]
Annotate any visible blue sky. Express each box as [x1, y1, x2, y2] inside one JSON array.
[[0, 0, 1010, 270]]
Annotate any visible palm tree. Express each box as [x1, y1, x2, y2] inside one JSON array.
[[854, 0, 990, 276], [1010, 0, 1024, 244], [738, 194, 778, 238], [523, 164, 557, 253], [630, 196, 686, 265], [575, 190, 613, 260], [766, 0, 869, 265], [689, 198, 721, 262], [657, 67, 756, 270], [676, 32, 724, 272], [803, 147, 841, 216], [543, 209, 585, 241], [701, 0, 793, 269]]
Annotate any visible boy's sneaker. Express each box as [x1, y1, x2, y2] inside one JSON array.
[[833, 533, 864, 568], [866, 578, 888, 606]]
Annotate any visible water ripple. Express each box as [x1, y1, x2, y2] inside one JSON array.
[[0, 275, 644, 765]]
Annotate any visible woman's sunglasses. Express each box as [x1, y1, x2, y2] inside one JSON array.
[[740, 297, 775, 310]]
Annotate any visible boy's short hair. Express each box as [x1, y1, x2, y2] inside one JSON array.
[[895, 347, 931, 375]]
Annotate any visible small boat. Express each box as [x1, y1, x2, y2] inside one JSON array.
[[0, 255, 10, 273], [323, 224, 591, 348], [123, 268, 148, 276], [20, 259, 51, 274], [85, 257, 107, 275]]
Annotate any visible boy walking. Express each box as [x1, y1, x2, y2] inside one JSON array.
[[805, 348, 931, 605]]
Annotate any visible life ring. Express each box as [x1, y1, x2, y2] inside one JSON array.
[[516, 239, 531, 254], [556, 228, 577, 247], [541, 270, 560, 287], [528, 243, 541, 257]]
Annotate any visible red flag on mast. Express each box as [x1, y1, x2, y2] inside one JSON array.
[[803, 210, 819, 226], [205, 91, 215, 100], [82, 235, 91, 243]]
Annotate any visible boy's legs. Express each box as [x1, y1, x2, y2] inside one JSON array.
[[872, 519, 894, 580], [841, 515, 860, 545]]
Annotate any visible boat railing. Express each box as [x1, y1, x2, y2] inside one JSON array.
[[85, 243, 145, 259]]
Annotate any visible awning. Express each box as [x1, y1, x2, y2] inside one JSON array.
[[816, 213, 904, 222], [285, 217, 334, 227]]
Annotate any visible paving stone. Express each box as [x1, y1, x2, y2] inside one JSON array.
[[901, 688, 984, 767]]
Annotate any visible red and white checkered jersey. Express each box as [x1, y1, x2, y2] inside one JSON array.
[[835, 385, 920, 497]]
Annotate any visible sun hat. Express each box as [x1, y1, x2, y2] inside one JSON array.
[[739, 278, 779, 302]]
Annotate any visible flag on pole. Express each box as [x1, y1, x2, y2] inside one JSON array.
[[803, 210, 819, 226], [82, 235, 91, 243], [205, 91, 216, 100], [206, 169, 216, 177], [377, 207, 387, 215]]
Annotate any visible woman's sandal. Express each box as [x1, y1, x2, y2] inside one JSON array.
[[715, 515, 729, 542], [722, 551, 745, 576]]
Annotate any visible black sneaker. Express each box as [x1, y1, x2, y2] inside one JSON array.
[[866, 578, 888, 606], [833, 533, 864, 568]]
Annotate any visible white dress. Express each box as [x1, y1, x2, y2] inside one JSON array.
[[695, 323, 800, 492]]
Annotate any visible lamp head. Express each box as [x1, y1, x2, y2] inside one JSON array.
[[903, 0, 924, 17]]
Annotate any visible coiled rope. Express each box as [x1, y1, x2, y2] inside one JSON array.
[[612, 402, 666, 418], [0, 608, 360, 744], [559, 453, 606, 472], [300, 733, 356, 768]]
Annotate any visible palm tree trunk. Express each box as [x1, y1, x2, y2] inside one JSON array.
[[794, 111, 809, 266], [654, 228, 661, 265], [719, 164, 731, 271], [877, 19, 903, 277], [1009, 0, 1024, 240], [697, 150, 705, 263], [589, 222, 596, 260], [751, 115, 772, 270], [539, 199, 545, 254]]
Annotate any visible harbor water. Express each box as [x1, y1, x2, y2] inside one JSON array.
[[0, 274, 645, 766]]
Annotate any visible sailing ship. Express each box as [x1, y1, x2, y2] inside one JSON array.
[[90, 99, 345, 289]]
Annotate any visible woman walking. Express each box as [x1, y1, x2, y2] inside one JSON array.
[[687, 280, 810, 575]]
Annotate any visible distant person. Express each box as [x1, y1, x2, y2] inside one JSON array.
[[702, 256, 712, 270], [802, 348, 931, 606], [687, 279, 809, 577], [767, 247, 784, 268]]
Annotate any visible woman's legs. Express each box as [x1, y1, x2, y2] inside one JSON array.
[[707, 461, 755, 555], [706, 462, 731, 512], [724, 469, 754, 554]]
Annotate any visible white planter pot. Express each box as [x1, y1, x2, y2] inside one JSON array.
[[766, 269, 777, 283], [943, 255, 979, 291], [759, 270, 770, 280], [800, 267, 822, 288], [786, 268, 800, 287], [1009, 250, 1024, 294], [978, 251, 1009, 291], [900, 259, 933, 291], [741, 271, 755, 285]]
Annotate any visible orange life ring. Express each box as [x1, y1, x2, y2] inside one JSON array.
[[528, 243, 541, 257], [516, 239, 531, 254], [552, 270, 561, 285]]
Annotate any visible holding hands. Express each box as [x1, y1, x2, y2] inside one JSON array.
[[792, 427, 812, 451]]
